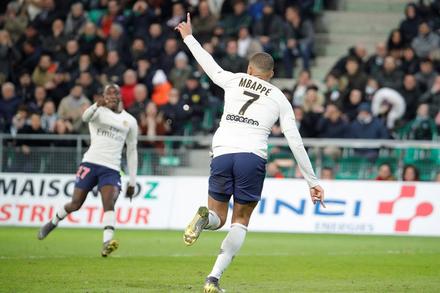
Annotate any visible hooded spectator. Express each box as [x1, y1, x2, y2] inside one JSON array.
[[151, 70, 172, 106], [372, 87, 406, 129]]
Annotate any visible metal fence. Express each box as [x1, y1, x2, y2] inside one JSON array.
[[1, 134, 439, 180]]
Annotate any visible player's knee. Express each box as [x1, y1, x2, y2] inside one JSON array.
[[70, 201, 82, 211], [218, 216, 227, 229]]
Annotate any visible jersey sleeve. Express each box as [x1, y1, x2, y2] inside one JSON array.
[[126, 118, 138, 186], [82, 103, 100, 123], [278, 95, 319, 188], [183, 35, 235, 88]]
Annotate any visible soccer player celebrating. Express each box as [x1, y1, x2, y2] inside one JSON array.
[[175, 14, 325, 292], [37, 84, 138, 257]]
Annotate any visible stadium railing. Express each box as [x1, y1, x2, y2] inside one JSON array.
[[0, 134, 439, 180]]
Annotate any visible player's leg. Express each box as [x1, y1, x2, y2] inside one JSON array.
[[38, 164, 97, 240], [184, 154, 233, 246], [99, 168, 121, 257], [204, 153, 266, 292]]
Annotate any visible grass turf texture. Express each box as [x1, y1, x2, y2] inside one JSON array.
[[1, 227, 439, 292]]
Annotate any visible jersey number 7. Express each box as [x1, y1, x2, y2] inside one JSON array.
[[239, 91, 260, 115]]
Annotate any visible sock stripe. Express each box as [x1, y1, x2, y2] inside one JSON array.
[[104, 225, 115, 230], [231, 223, 248, 231], [56, 213, 62, 220]]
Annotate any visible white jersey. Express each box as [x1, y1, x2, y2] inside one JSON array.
[[184, 35, 319, 187], [81, 104, 138, 185]]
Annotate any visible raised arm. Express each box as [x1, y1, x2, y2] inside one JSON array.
[[82, 103, 100, 122], [278, 96, 325, 206], [176, 13, 234, 88]]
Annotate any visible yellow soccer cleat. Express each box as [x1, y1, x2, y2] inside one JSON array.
[[101, 239, 119, 257], [183, 206, 209, 246], [204, 277, 225, 293]]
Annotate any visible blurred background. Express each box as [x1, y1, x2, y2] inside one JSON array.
[[0, 0, 439, 182]]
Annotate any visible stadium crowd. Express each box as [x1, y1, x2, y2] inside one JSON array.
[[0, 0, 439, 179]]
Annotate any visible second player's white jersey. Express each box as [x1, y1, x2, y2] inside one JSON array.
[[213, 72, 292, 159], [82, 105, 138, 172]]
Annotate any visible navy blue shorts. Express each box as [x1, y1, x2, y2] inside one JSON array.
[[209, 153, 266, 204], [74, 162, 121, 192]]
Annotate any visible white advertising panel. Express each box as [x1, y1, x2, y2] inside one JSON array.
[[0, 174, 439, 236]]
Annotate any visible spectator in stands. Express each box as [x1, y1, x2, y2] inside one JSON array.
[[220, 39, 248, 73], [11, 105, 28, 135], [303, 85, 324, 113], [340, 57, 368, 96], [161, 88, 191, 136], [181, 73, 210, 133], [364, 77, 380, 102], [401, 46, 420, 74], [140, 101, 169, 152], [387, 29, 404, 58], [349, 103, 389, 159], [266, 162, 285, 178], [399, 74, 423, 121], [60, 39, 80, 77], [343, 89, 364, 121], [366, 42, 387, 78], [46, 72, 70, 107], [330, 43, 367, 76], [41, 19, 67, 60], [253, 3, 284, 57], [411, 22, 440, 58], [64, 2, 87, 38], [121, 69, 138, 109], [375, 163, 396, 181], [32, 54, 56, 88], [106, 23, 130, 65], [399, 3, 420, 45], [372, 87, 406, 130], [415, 58, 438, 92], [402, 164, 420, 181], [283, 5, 315, 77], [237, 26, 263, 59], [0, 82, 21, 133], [222, 0, 252, 37], [32, 0, 59, 36], [53, 119, 74, 137], [160, 38, 179, 75], [421, 75, 440, 117], [151, 69, 172, 106], [316, 103, 348, 138], [101, 50, 126, 84], [293, 106, 311, 137], [324, 72, 342, 105], [128, 1, 156, 39], [77, 71, 100, 100], [320, 167, 334, 180], [402, 103, 438, 140], [57, 85, 90, 133], [28, 86, 47, 114], [292, 69, 312, 107], [40, 100, 58, 133], [128, 84, 149, 122], [17, 71, 34, 104], [192, 0, 218, 43], [136, 57, 155, 93], [3, 1, 28, 43], [79, 22, 102, 55], [145, 22, 166, 64], [98, 0, 125, 38], [91, 41, 107, 74], [166, 2, 186, 32], [169, 51, 192, 91], [376, 56, 404, 90], [16, 113, 46, 172]]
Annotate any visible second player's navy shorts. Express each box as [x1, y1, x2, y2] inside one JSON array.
[[209, 152, 266, 204], [74, 162, 121, 192]]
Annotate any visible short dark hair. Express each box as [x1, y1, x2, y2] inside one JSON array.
[[249, 52, 274, 73]]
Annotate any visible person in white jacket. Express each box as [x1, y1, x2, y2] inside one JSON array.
[[372, 87, 406, 129], [175, 13, 325, 293], [37, 84, 138, 257]]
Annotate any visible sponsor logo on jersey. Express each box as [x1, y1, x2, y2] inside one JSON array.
[[226, 114, 259, 126]]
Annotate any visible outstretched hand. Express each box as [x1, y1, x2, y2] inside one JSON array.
[[310, 185, 326, 208], [175, 12, 192, 39]]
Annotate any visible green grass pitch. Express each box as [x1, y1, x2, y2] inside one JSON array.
[[1, 227, 439, 292]]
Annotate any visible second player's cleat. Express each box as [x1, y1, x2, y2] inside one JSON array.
[[101, 239, 119, 257], [37, 222, 57, 240], [204, 277, 225, 293], [183, 206, 209, 246]]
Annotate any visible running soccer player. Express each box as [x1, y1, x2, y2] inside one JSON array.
[[175, 14, 325, 292], [37, 84, 138, 257]]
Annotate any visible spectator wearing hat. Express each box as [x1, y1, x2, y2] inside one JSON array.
[[253, 2, 284, 57], [151, 69, 172, 107], [169, 51, 192, 92], [411, 22, 440, 58], [283, 5, 315, 77]]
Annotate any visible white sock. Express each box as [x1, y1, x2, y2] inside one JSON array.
[[208, 223, 247, 280], [205, 210, 221, 230], [51, 206, 68, 225], [103, 211, 115, 243]]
